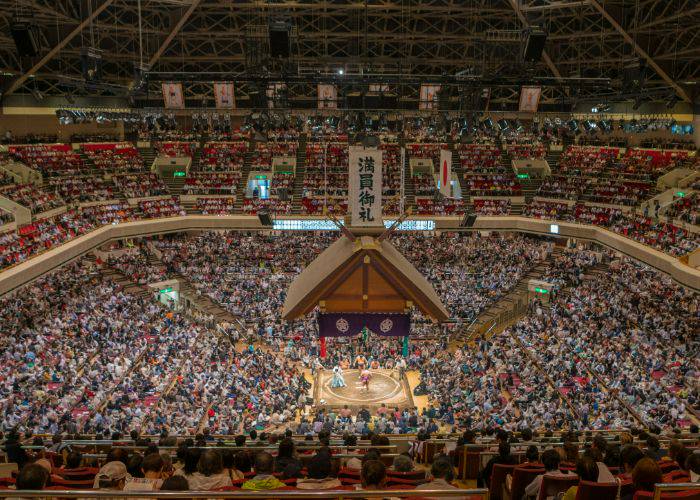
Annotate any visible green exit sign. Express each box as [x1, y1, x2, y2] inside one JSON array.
[[534, 287, 549, 294], [173, 171, 186, 177], [517, 173, 529, 179], [255, 175, 267, 180], [676, 191, 685, 197], [159, 287, 173, 294]]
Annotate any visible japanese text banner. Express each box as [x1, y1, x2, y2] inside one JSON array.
[[349, 146, 383, 227]]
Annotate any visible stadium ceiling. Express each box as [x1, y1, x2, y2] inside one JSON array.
[[0, 0, 698, 110]]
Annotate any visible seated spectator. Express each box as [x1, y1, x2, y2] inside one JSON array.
[[160, 475, 189, 491], [241, 452, 285, 490], [562, 456, 598, 500], [523, 445, 540, 464], [296, 453, 342, 490], [392, 454, 416, 473], [95, 461, 128, 492], [479, 442, 518, 487], [360, 459, 389, 491], [274, 438, 302, 478], [620, 445, 645, 479], [187, 450, 233, 490], [686, 453, 700, 483], [16, 463, 50, 490], [526, 449, 571, 498], [416, 455, 463, 499], [645, 436, 663, 460], [125, 453, 166, 491], [627, 458, 663, 500]]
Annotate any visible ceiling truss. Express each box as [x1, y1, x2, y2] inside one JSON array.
[[0, 0, 697, 107]]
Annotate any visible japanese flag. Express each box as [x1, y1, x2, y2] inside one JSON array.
[[439, 149, 452, 197]]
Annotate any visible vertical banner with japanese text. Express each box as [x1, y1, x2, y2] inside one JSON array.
[[213, 82, 235, 109], [162, 83, 185, 109], [439, 149, 452, 197], [349, 146, 383, 227]]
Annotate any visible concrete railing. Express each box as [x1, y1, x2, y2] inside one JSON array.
[[0, 215, 699, 298]]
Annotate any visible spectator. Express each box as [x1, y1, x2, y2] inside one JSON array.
[[188, 450, 233, 490], [125, 452, 166, 491], [562, 457, 599, 500], [416, 455, 463, 500], [241, 452, 285, 491], [296, 454, 342, 490], [160, 475, 189, 491], [15, 463, 50, 490], [480, 442, 518, 487], [525, 449, 571, 498], [95, 461, 128, 492], [631, 458, 663, 493]]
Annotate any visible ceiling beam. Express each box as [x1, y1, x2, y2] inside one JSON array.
[[588, 0, 692, 103], [147, 0, 202, 69], [4, 0, 115, 97]]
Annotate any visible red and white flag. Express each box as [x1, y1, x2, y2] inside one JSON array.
[[439, 149, 452, 197]]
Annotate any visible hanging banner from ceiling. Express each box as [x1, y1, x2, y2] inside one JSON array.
[[519, 86, 542, 113], [318, 84, 338, 109], [349, 146, 383, 227], [162, 82, 185, 109], [213, 82, 235, 109], [439, 149, 452, 197], [419, 84, 440, 110], [266, 82, 287, 109]]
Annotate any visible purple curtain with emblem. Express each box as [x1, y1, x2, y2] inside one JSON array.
[[318, 312, 410, 337]]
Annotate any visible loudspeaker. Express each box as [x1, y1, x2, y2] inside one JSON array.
[[523, 27, 547, 62], [258, 210, 273, 226], [269, 28, 290, 58], [461, 213, 477, 227], [11, 21, 39, 57], [81, 48, 103, 83], [278, 188, 289, 201]]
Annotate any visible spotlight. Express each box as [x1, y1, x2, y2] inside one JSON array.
[[497, 119, 509, 132], [338, 68, 344, 75], [567, 119, 579, 133], [583, 120, 597, 133]]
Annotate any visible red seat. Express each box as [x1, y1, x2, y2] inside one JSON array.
[[50, 478, 96, 490], [508, 466, 544, 500], [387, 470, 427, 481], [658, 461, 681, 473], [537, 474, 579, 500], [490, 464, 518, 500], [574, 480, 620, 500], [663, 470, 691, 483]]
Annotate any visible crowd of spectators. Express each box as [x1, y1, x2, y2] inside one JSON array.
[[0, 183, 64, 214]]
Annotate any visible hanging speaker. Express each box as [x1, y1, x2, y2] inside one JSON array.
[[269, 26, 290, 58], [258, 210, 273, 226], [11, 20, 39, 57], [523, 27, 547, 62], [460, 213, 477, 227]]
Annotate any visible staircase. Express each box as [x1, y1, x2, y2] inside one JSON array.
[[233, 141, 255, 212], [291, 134, 308, 214], [401, 139, 416, 210], [456, 247, 564, 344], [170, 271, 245, 328], [138, 146, 157, 172], [162, 172, 186, 195], [519, 178, 543, 204], [87, 254, 153, 301]]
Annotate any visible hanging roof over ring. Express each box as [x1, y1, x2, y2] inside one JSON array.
[[282, 235, 449, 322]]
